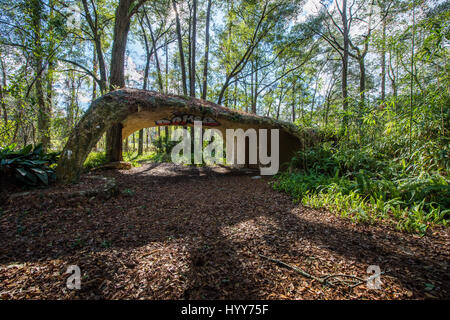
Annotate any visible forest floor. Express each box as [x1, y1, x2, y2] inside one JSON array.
[[0, 163, 448, 300]]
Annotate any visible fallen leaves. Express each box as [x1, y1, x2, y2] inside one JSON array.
[[0, 163, 448, 300]]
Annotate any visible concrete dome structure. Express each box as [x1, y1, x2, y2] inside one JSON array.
[[56, 88, 304, 182]]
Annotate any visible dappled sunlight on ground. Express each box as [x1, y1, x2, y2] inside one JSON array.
[[0, 163, 448, 299]]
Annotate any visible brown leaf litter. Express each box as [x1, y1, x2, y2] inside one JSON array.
[[0, 163, 448, 300]]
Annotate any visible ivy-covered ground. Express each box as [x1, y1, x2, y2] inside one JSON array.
[[0, 163, 448, 299]]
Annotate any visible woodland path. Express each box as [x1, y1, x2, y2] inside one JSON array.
[[0, 163, 448, 299]]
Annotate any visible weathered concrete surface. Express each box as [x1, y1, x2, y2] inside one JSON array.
[[57, 88, 306, 183]]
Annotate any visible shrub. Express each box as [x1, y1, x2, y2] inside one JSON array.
[[83, 152, 108, 170], [0, 143, 59, 186], [273, 141, 449, 235]]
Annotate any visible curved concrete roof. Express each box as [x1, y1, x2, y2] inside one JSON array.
[[56, 88, 303, 182]]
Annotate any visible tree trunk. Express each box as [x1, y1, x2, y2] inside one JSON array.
[[92, 47, 98, 100], [0, 83, 5, 124], [82, 0, 108, 93], [292, 80, 296, 122], [67, 71, 76, 129], [201, 0, 212, 100], [106, 122, 123, 161], [95, 38, 108, 94], [218, 75, 231, 105], [46, 59, 54, 127], [138, 129, 144, 155], [172, 0, 187, 95], [357, 56, 366, 136], [381, 12, 386, 101], [137, 13, 152, 156], [251, 61, 254, 111], [341, 0, 349, 136], [251, 59, 259, 114], [109, 0, 133, 90], [0, 54, 7, 123], [276, 86, 285, 120], [165, 36, 169, 93], [409, 3, 416, 156], [31, 0, 50, 151], [190, 0, 197, 97], [359, 57, 366, 105], [106, 0, 145, 162], [146, 9, 163, 92]]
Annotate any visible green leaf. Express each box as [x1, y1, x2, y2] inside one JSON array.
[[33, 170, 48, 185], [15, 167, 28, 176], [21, 144, 33, 155], [33, 143, 43, 155], [25, 171, 38, 184]]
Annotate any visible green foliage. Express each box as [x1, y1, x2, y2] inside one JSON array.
[[123, 152, 158, 167], [83, 152, 108, 170], [273, 141, 449, 235], [151, 135, 178, 155], [147, 135, 178, 163], [83, 150, 161, 170], [0, 143, 59, 186]]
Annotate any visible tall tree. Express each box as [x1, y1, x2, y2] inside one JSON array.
[[201, 0, 212, 100], [30, 0, 50, 151], [81, 0, 108, 93], [106, 0, 146, 162], [189, 0, 197, 97], [172, 0, 187, 95]]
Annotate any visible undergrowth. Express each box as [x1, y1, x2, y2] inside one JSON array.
[[272, 140, 449, 235]]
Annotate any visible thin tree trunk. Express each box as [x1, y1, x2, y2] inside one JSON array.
[[165, 36, 169, 94], [31, 0, 50, 151], [92, 47, 98, 100], [172, 0, 187, 95], [0, 54, 7, 123], [46, 58, 54, 127], [341, 0, 349, 136], [82, 0, 107, 93], [359, 57, 366, 131], [233, 78, 237, 109], [190, 0, 197, 97], [409, 2, 415, 156], [251, 60, 254, 111], [146, 9, 164, 92], [244, 82, 249, 113], [311, 77, 319, 121], [251, 59, 259, 114], [292, 80, 296, 122], [138, 13, 152, 156], [276, 85, 285, 120], [381, 9, 386, 101], [124, 137, 128, 153], [266, 100, 273, 117], [201, 0, 212, 100], [139, 13, 152, 91], [46, 0, 54, 140]]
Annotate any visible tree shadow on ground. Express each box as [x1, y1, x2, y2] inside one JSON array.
[[260, 209, 449, 297], [0, 163, 448, 299]]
